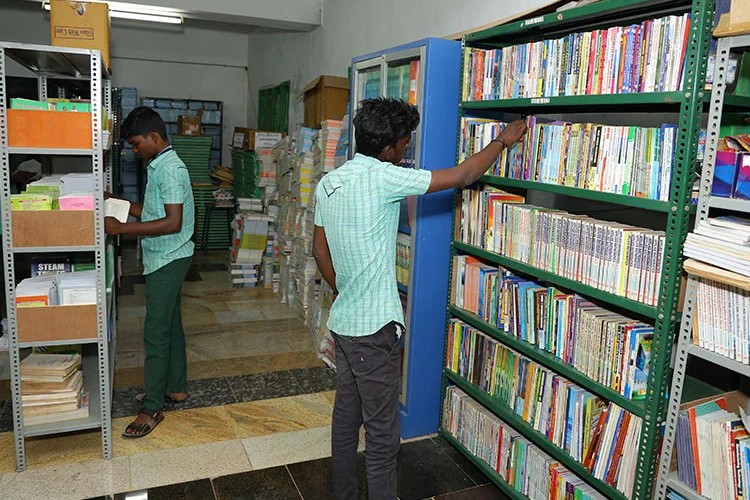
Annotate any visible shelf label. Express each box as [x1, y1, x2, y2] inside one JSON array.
[[530, 97, 551, 104], [524, 16, 545, 27]]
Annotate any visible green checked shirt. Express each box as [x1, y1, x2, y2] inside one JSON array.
[[314, 153, 432, 337], [141, 146, 195, 275]]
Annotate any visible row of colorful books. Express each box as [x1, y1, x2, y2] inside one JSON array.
[[459, 116, 677, 202], [452, 256, 653, 400], [462, 13, 690, 101], [443, 386, 606, 499], [675, 391, 750, 500], [458, 187, 665, 306], [396, 232, 411, 289], [386, 59, 420, 105], [694, 275, 750, 364], [445, 319, 641, 495]]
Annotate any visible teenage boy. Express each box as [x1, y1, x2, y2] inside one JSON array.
[[312, 97, 527, 499], [104, 106, 195, 438]]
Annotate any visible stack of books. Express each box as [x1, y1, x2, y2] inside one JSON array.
[[313, 120, 342, 176], [684, 216, 750, 276], [230, 212, 274, 288], [334, 104, 351, 169], [16, 275, 58, 307], [57, 270, 97, 306], [21, 353, 89, 426]]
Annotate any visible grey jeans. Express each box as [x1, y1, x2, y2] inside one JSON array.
[[331, 321, 403, 500]]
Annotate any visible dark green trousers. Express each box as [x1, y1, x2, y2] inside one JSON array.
[[143, 256, 192, 412]]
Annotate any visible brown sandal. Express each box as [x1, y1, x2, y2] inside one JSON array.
[[122, 410, 164, 438], [134, 392, 187, 405]]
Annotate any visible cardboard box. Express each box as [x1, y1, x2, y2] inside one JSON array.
[[8, 109, 92, 149], [300, 76, 349, 128], [50, 1, 111, 73], [17, 305, 98, 343], [232, 127, 285, 150], [12, 210, 95, 248], [178, 115, 202, 135]]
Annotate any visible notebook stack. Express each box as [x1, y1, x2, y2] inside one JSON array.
[[20, 354, 89, 426]]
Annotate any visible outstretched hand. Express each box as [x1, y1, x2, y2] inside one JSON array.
[[499, 119, 528, 146]]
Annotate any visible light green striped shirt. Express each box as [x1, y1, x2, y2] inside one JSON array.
[[314, 153, 432, 336], [141, 147, 195, 275]]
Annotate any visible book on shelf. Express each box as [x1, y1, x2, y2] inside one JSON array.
[[22, 392, 89, 426], [20, 353, 81, 380], [452, 256, 655, 400], [396, 233, 411, 288], [443, 386, 607, 499], [685, 215, 750, 277], [459, 116, 677, 202], [693, 273, 750, 363], [21, 369, 83, 396], [445, 319, 641, 495], [674, 391, 750, 500], [461, 13, 691, 101], [15, 275, 58, 307], [31, 255, 72, 277], [459, 186, 665, 306]]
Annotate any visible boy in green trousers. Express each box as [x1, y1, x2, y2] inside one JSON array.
[[104, 106, 195, 438]]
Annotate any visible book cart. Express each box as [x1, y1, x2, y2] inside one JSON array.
[[656, 33, 750, 499], [436, 1, 748, 498], [0, 42, 115, 471]]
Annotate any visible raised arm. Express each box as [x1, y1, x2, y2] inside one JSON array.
[[427, 118, 527, 193]]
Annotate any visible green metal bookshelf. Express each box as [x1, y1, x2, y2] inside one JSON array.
[[440, 0, 726, 499]]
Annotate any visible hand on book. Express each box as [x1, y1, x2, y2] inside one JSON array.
[[103, 191, 113, 200], [104, 216, 122, 235], [499, 119, 528, 146]]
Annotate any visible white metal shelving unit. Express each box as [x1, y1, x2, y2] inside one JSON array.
[[655, 33, 750, 499], [0, 41, 115, 471]]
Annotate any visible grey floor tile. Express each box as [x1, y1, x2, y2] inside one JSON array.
[[290, 366, 337, 394], [228, 371, 305, 403]]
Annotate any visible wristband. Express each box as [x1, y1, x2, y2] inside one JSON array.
[[491, 138, 508, 148]]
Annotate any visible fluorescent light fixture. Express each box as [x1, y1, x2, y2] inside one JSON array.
[[42, 2, 183, 25]]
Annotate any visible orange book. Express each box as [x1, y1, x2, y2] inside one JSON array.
[[16, 295, 49, 308], [408, 60, 420, 105], [688, 397, 728, 493]]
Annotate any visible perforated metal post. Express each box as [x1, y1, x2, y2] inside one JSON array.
[[653, 32, 728, 500], [90, 50, 112, 460], [37, 75, 47, 101], [0, 43, 28, 472]]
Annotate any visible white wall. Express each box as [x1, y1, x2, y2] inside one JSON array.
[[246, 0, 554, 128], [0, 0, 249, 164]]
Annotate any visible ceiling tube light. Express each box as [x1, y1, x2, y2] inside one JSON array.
[[42, 2, 184, 25], [108, 10, 183, 24]]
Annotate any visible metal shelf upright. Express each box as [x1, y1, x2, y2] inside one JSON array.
[[440, 0, 722, 499], [655, 33, 750, 499], [0, 41, 114, 471]]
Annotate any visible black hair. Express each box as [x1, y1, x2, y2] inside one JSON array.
[[353, 98, 420, 158], [121, 106, 168, 140]]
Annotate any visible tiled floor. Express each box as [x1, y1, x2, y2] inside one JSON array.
[[0, 248, 507, 500], [86, 437, 507, 500]]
